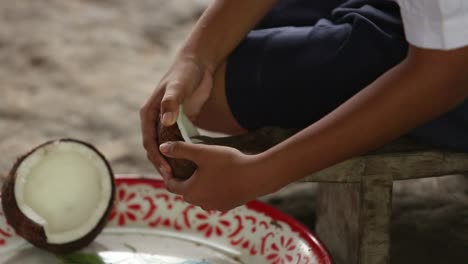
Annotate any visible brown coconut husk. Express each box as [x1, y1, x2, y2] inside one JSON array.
[[1, 139, 116, 254]]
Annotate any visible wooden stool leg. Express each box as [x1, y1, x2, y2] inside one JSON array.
[[359, 174, 393, 264], [315, 174, 393, 264], [316, 182, 361, 264]]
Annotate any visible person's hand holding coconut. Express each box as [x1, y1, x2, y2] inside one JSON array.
[[140, 54, 214, 181], [140, 0, 289, 211], [160, 140, 281, 212], [139, 52, 277, 211]]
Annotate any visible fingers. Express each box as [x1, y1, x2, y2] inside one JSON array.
[[140, 88, 172, 177], [164, 172, 201, 206], [159, 141, 212, 163], [164, 175, 204, 210], [164, 176, 188, 195], [163, 170, 233, 211], [160, 81, 187, 126], [142, 58, 209, 178]]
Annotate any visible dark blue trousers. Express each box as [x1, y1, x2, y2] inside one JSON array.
[[225, 0, 468, 152]]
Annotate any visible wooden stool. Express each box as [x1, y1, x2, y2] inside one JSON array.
[[195, 127, 468, 264]]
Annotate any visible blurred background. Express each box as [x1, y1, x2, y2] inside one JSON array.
[[0, 1, 467, 263]]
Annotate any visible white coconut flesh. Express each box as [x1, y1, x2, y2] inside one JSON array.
[[14, 141, 112, 244], [177, 106, 200, 143]]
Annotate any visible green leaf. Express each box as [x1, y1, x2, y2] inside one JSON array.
[[57, 252, 106, 264]]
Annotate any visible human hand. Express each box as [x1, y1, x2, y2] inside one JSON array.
[[159, 141, 277, 211], [140, 55, 214, 177]]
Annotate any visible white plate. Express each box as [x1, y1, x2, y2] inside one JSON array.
[[0, 177, 331, 264]]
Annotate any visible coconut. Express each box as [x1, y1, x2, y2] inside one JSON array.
[[158, 107, 200, 180], [1, 139, 115, 254]]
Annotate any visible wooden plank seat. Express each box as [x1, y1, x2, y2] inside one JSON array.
[[194, 127, 468, 264]]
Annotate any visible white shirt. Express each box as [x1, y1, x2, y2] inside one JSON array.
[[396, 0, 468, 50]]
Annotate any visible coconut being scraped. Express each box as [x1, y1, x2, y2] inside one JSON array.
[[1, 139, 115, 254], [158, 106, 200, 180]]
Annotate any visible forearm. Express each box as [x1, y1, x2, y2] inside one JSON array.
[[261, 45, 468, 187], [179, 0, 278, 70]]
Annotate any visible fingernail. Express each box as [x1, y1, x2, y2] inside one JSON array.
[[160, 142, 173, 154], [162, 112, 175, 126]]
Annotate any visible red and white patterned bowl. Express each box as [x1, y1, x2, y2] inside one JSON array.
[[0, 176, 332, 264]]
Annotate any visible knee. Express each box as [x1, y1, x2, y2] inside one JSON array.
[[192, 62, 247, 135], [192, 104, 247, 136]]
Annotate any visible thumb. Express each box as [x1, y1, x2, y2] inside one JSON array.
[[160, 82, 185, 126], [183, 69, 213, 120], [159, 141, 207, 163]]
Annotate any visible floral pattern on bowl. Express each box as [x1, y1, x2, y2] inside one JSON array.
[[0, 177, 331, 264]]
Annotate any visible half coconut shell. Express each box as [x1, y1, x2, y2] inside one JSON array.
[[1, 139, 115, 254], [158, 107, 200, 180]]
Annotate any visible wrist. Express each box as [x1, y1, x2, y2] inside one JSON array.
[[176, 49, 217, 76], [250, 151, 296, 195], [254, 135, 328, 190]]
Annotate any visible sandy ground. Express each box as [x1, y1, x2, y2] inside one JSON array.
[[0, 1, 467, 263], [0, 0, 205, 175]]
